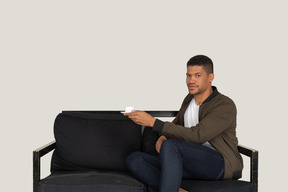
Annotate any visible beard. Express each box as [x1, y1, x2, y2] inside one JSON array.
[[188, 85, 202, 95]]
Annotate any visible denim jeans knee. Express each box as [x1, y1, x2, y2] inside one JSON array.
[[160, 139, 184, 157], [126, 152, 161, 189]]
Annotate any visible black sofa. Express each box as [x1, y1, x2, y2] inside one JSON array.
[[33, 111, 258, 192]]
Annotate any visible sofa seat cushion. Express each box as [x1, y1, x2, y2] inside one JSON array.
[[37, 171, 146, 192], [181, 180, 253, 192]]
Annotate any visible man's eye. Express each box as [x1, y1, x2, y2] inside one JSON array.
[[196, 74, 201, 77]]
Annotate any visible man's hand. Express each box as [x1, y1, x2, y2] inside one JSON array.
[[155, 135, 167, 153], [124, 111, 156, 127]]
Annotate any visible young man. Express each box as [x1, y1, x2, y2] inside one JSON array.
[[124, 55, 243, 192]]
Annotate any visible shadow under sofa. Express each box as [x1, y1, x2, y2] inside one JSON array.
[[33, 111, 258, 192]]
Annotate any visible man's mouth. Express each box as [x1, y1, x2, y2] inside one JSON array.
[[188, 84, 198, 89]]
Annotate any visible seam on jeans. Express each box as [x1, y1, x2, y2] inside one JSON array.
[[216, 168, 224, 180], [182, 144, 224, 162]]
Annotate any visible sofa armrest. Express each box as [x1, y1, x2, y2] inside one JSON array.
[[33, 141, 56, 192], [238, 144, 259, 192]]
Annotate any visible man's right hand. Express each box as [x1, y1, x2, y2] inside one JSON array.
[[155, 135, 167, 153]]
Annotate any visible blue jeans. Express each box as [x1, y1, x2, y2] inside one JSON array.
[[126, 139, 224, 192]]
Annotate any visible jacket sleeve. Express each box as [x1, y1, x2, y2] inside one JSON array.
[[153, 98, 237, 144], [153, 109, 182, 133]]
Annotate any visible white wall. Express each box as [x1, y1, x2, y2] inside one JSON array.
[[1, 1, 287, 191]]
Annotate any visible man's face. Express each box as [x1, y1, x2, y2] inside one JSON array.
[[186, 65, 214, 95]]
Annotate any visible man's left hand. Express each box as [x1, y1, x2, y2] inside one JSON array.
[[124, 111, 156, 127]]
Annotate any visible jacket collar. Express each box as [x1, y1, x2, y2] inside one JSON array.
[[185, 86, 220, 105], [178, 86, 220, 126], [202, 86, 220, 104]]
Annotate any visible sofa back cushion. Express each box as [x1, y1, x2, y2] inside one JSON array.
[[142, 126, 159, 156], [51, 111, 142, 172]]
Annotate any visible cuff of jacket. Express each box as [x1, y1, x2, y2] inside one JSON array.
[[152, 119, 164, 133]]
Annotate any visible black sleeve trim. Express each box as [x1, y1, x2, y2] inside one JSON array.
[[152, 119, 165, 133]]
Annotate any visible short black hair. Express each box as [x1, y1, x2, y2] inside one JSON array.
[[187, 55, 214, 74]]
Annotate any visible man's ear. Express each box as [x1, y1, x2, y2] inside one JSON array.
[[209, 73, 214, 83]]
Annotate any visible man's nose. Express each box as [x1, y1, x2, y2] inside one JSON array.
[[188, 76, 196, 83]]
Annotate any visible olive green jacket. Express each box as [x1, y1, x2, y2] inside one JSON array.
[[153, 87, 243, 179]]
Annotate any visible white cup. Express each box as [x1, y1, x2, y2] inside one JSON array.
[[125, 106, 134, 113]]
